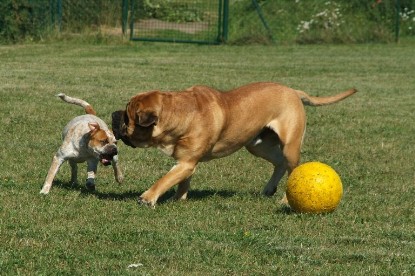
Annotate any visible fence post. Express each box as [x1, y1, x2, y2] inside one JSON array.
[[222, 0, 229, 42], [129, 0, 134, 40], [395, 0, 400, 42], [122, 0, 128, 36], [252, 0, 275, 43], [50, 0, 54, 28], [56, 0, 62, 32]]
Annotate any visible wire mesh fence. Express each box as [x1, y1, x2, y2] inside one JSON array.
[[128, 0, 227, 44], [1, 0, 414, 44], [0, 0, 123, 42], [60, 1, 121, 32], [229, 0, 415, 44]]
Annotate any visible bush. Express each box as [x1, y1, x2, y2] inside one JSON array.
[[228, 0, 414, 44], [0, 0, 52, 43], [136, 0, 205, 23], [294, 1, 396, 44], [61, 1, 121, 32]]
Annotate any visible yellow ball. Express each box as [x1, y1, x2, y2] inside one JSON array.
[[286, 162, 343, 213]]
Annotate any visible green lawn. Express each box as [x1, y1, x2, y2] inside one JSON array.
[[0, 40, 414, 275]]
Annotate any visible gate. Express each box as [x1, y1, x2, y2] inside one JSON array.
[[123, 0, 229, 44]]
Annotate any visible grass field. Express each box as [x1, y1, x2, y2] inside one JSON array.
[[1, 40, 414, 275]]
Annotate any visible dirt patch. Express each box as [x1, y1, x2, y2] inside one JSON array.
[[136, 19, 209, 34]]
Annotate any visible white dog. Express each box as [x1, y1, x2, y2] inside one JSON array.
[[40, 94, 123, 194]]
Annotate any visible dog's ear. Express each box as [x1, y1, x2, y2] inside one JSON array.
[[88, 122, 101, 133], [137, 111, 158, 127], [129, 91, 162, 127]]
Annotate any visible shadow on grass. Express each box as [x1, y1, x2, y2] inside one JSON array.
[[53, 180, 237, 204], [50, 181, 296, 213], [53, 180, 142, 201]]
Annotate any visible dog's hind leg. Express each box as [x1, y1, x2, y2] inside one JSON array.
[[40, 155, 65, 194], [69, 160, 78, 186], [246, 129, 286, 196], [269, 116, 305, 203]]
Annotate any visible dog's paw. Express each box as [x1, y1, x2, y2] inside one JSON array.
[[137, 196, 156, 209], [39, 189, 49, 195], [116, 174, 124, 184], [170, 192, 188, 201], [280, 193, 289, 206], [262, 188, 277, 197], [85, 180, 96, 192]]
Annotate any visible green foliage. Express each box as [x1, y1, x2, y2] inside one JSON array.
[[61, 1, 121, 32], [228, 0, 414, 44], [139, 0, 205, 22], [0, 0, 52, 43], [399, 7, 415, 35]]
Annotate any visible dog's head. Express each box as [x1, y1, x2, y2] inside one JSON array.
[[88, 122, 118, 166], [112, 91, 162, 148]]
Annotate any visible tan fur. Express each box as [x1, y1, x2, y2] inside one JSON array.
[[57, 93, 97, 115], [114, 82, 356, 207]]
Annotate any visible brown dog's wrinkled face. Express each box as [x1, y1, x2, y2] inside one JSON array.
[[88, 122, 118, 166], [111, 92, 161, 148]]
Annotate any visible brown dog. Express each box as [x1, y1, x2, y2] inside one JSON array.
[[112, 82, 356, 207]]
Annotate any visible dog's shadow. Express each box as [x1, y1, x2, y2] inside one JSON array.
[[53, 180, 141, 201], [53, 181, 295, 213], [53, 180, 237, 204]]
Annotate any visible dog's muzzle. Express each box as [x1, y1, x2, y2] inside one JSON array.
[[112, 110, 136, 148], [100, 146, 118, 166]]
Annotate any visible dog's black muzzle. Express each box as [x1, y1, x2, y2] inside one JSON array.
[[100, 145, 118, 166], [112, 110, 136, 148]]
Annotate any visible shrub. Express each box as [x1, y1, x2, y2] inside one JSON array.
[[229, 0, 413, 44], [0, 0, 51, 43], [139, 0, 205, 22]]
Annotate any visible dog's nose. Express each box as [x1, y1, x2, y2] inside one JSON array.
[[111, 146, 118, 156], [106, 144, 118, 156]]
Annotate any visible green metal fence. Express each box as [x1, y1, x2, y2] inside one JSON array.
[[1, 0, 414, 44], [124, 0, 229, 44], [121, 0, 414, 44]]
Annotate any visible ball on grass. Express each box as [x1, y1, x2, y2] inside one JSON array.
[[286, 162, 343, 213]]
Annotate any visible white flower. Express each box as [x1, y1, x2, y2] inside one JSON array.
[[316, 11, 327, 17], [128, 263, 143, 268]]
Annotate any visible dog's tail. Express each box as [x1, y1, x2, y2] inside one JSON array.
[[56, 93, 96, 115], [295, 88, 357, 106]]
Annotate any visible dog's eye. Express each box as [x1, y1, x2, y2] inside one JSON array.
[[100, 139, 109, 145]]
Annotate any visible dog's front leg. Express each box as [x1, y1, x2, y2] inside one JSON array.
[[139, 161, 197, 207], [111, 155, 124, 184], [40, 155, 65, 194], [172, 176, 192, 201], [86, 160, 98, 191]]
